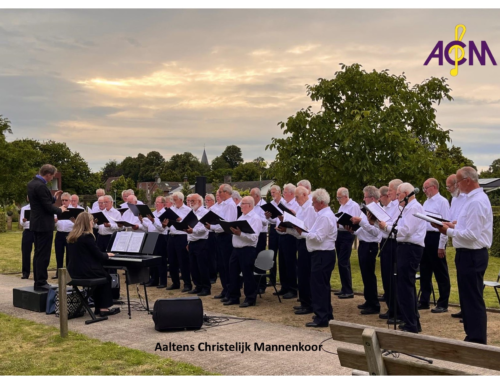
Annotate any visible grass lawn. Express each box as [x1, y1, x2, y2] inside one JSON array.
[[1, 229, 499, 308], [0, 312, 213, 375]]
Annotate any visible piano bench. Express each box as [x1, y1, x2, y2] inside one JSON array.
[[67, 278, 109, 325]]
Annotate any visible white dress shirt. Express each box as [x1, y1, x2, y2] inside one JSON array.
[[253, 199, 269, 234], [188, 206, 210, 242], [446, 188, 493, 249], [20, 204, 30, 230], [120, 200, 144, 208], [97, 207, 121, 235], [338, 199, 362, 231], [356, 213, 383, 243], [423, 192, 450, 249], [210, 198, 238, 233], [169, 204, 193, 235], [92, 201, 100, 212], [450, 193, 467, 223], [384, 199, 426, 247], [300, 207, 337, 252], [120, 208, 147, 232], [276, 197, 300, 236], [143, 208, 169, 235], [232, 209, 262, 248], [286, 198, 317, 239], [380, 199, 401, 239]]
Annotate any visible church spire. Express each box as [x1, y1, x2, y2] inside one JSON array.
[[201, 146, 209, 166]]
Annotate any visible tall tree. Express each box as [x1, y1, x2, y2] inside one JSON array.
[[267, 63, 454, 200], [0, 115, 12, 141], [480, 158, 500, 178], [221, 145, 244, 169], [233, 162, 261, 182], [138, 151, 165, 182], [120, 156, 141, 183], [101, 160, 123, 182]]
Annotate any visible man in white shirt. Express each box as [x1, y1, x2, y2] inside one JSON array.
[[250, 188, 268, 293], [419, 178, 451, 313], [53, 192, 73, 279], [205, 193, 218, 284], [335, 187, 361, 299], [20, 197, 34, 279], [185, 194, 211, 296], [436, 167, 493, 345], [120, 195, 147, 232], [350, 186, 383, 315], [95, 195, 121, 251], [205, 184, 238, 299], [288, 186, 317, 315], [223, 196, 262, 307], [70, 194, 84, 209], [379, 183, 427, 334], [166, 191, 193, 292], [266, 185, 282, 287], [91, 189, 105, 212], [143, 196, 169, 288], [295, 189, 337, 328], [275, 183, 300, 299], [297, 179, 313, 200]]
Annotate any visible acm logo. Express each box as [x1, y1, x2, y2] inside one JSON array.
[[424, 25, 497, 76]]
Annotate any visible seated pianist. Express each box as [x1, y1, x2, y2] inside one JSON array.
[[67, 212, 121, 317]]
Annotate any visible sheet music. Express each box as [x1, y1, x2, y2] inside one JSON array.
[[365, 202, 391, 222], [283, 212, 308, 232], [111, 232, 132, 252], [128, 232, 145, 253], [425, 211, 442, 219], [413, 213, 443, 226]]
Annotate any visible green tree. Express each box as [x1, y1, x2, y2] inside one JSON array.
[[120, 156, 142, 183], [232, 162, 261, 182], [211, 155, 231, 171], [162, 152, 209, 183], [109, 176, 136, 205], [267, 63, 454, 200], [138, 151, 165, 182], [435, 144, 475, 176], [180, 181, 192, 198], [0, 115, 12, 141], [101, 160, 123, 183], [480, 158, 500, 178], [221, 145, 244, 169]]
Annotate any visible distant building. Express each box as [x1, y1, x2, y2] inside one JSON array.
[[479, 178, 500, 192], [201, 148, 209, 166]]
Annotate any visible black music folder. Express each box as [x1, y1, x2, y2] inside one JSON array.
[[199, 210, 223, 225], [219, 219, 255, 234], [261, 203, 283, 219], [171, 210, 199, 231], [116, 207, 129, 215], [278, 212, 309, 232], [23, 210, 31, 221], [92, 211, 110, 225], [158, 208, 179, 227], [57, 208, 84, 220], [237, 205, 242, 218], [127, 203, 153, 218], [335, 212, 360, 231], [278, 202, 296, 216]]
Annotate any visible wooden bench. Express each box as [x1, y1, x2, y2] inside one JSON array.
[[329, 320, 500, 375]]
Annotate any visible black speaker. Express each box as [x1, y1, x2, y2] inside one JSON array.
[[13, 286, 53, 312], [195, 176, 206, 197], [153, 297, 203, 331]]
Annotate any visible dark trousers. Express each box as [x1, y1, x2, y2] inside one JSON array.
[[297, 239, 312, 308], [151, 234, 168, 285], [93, 228, 99, 242], [279, 234, 298, 293], [158, 234, 170, 286], [54, 231, 69, 271], [255, 232, 268, 290], [358, 241, 380, 309], [33, 231, 54, 287], [93, 274, 114, 311], [268, 224, 279, 284], [189, 239, 210, 292], [420, 231, 451, 308], [216, 233, 233, 297], [228, 246, 258, 303], [97, 235, 115, 274], [168, 235, 191, 289], [380, 238, 398, 316], [311, 250, 336, 325], [207, 232, 218, 281], [335, 231, 354, 295], [21, 229, 34, 277], [456, 248, 488, 344], [397, 243, 423, 333]]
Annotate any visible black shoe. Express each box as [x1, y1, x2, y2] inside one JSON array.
[[305, 322, 328, 328], [378, 296, 386, 302], [182, 286, 192, 293], [379, 312, 390, 320], [220, 297, 229, 303], [451, 311, 463, 318], [166, 285, 180, 290], [213, 294, 225, 299], [21, 275, 29, 279], [99, 307, 121, 317], [295, 308, 313, 315], [357, 303, 369, 309], [417, 303, 430, 310], [156, 284, 166, 289], [338, 294, 354, 299], [431, 306, 448, 314], [34, 284, 52, 291], [283, 292, 297, 299], [145, 282, 158, 287], [398, 323, 422, 333], [293, 305, 305, 310], [273, 290, 287, 296], [188, 289, 202, 294], [333, 291, 343, 296], [51, 276, 58, 280], [387, 318, 403, 325], [258, 288, 266, 294], [361, 307, 380, 315], [223, 300, 239, 306], [239, 301, 256, 308], [197, 291, 211, 297]]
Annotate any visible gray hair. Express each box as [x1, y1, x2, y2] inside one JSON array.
[[312, 188, 330, 205], [270, 185, 281, 193], [104, 195, 113, 202], [61, 192, 71, 200], [459, 166, 479, 182], [426, 178, 439, 189], [172, 191, 185, 201], [295, 186, 308, 197], [220, 184, 233, 194], [127, 189, 135, 195], [297, 179, 312, 192], [192, 193, 204, 205], [232, 191, 242, 200], [283, 183, 296, 194], [398, 182, 414, 195], [241, 196, 255, 208], [379, 186, 389, 197], [128, 195, 138, 203], [337, 187, 349, 198], [165, 195, 173, 203], [121, 190, 129, 198], [155, 196, 166, 203], [363, 185, 380, 200], [250, 188, 261, 198], [205, 193, 215, 201], [389, 179, 403, 190], [96, 188, 105, 195]]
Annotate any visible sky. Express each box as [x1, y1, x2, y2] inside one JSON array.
[[1, 8, 499, 173]]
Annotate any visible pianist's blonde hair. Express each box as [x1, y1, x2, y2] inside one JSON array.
[[67, 212, 95, 243]]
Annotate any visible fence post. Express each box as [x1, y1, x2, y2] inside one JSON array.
[[58, 268, 68, 338]]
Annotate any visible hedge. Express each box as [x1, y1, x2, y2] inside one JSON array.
[[0, 212, 6, 233], [491, 214, 500, 258]]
